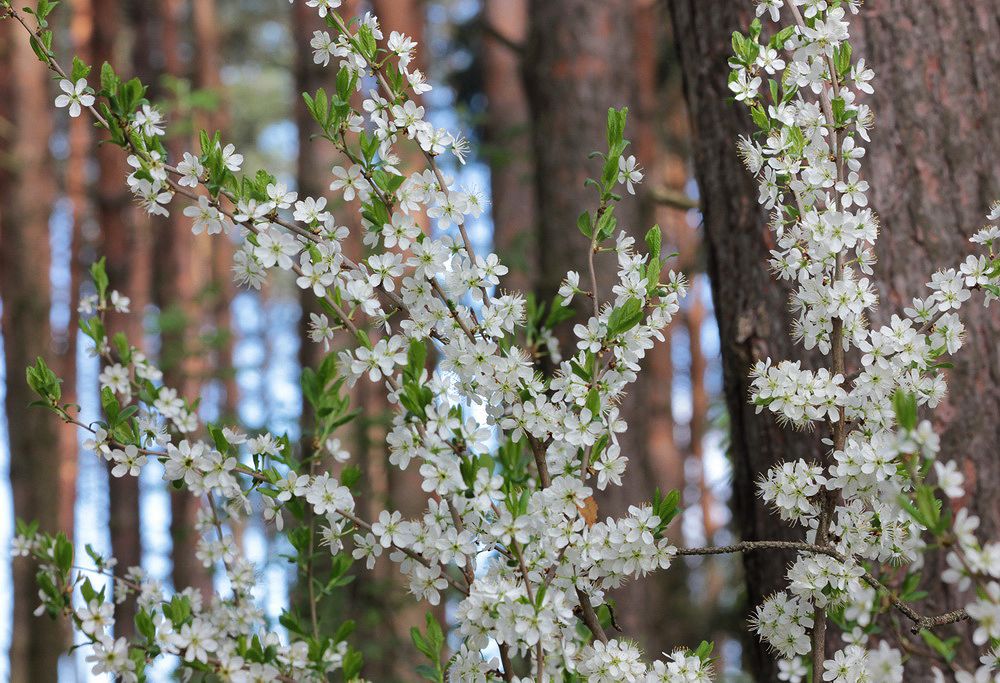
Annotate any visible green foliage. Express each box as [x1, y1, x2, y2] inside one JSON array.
[[410, 612, 447, 682], [892, 390, 918, 431], [26, 356, 61, 404], [606, 298, 644, 338], [652, 488, 682, 537], [833, 42, 853, 78], [730, 28, 761, 68], [302, 354, 359, 445]]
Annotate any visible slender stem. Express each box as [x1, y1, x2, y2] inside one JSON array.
[[527, 435, 552, 489], [306, 456, 320, 639], [499, 644, 515, 682], [575, 587, 608, 644], [679, 541, 969, 633]]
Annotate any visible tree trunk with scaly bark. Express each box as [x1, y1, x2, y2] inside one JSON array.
[[0, 19, 68, 682], [666, 0, 1000, 677]]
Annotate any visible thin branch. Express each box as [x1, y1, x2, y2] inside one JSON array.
[[499, 644, 515, 682], [680, 541, 969, 634], [650, 186, 701, 212], [478, 18, 524, 55], [575, 587, 609, 644]]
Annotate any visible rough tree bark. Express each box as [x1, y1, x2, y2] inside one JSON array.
[[293, 4, 410, 680], [666, 0, 1000, 677], [293, 3, 440, 678], [0, 20, 67, 683]]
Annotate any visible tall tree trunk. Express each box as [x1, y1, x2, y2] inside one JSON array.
[[481, 0, 537, 294], [141, 0, 215, 600], [666, 0, 1000, 677], [191, 0, 238, 424], [524, 0, 691, 655], [0, 21, 67, 683], [663, 6, 808, 677], [89, 0, 150, 639], [60, 0, 92, 540]]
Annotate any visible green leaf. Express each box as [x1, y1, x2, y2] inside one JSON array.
[[101, 386, 120, 424], [90, 257, 109, 301], [644, 224, 661, 264], [920, 628, 957, 663], [694, 640, 715, 663], [769, 26, 796, 51], [71, 56, 91, 82], [99, 61, 119, 94], [893, 390, 918, 431], [577, 211, 593, 239], [405, 339, 427, 382], [605, 107, 627, 148], [54, 532, 73, 574], [410, 626, 430, 657], [342, 649, 364, 679], [606, 297, 644, 337], [208, 424, 230, 453], [355, 23, 378, 61], [136, 609, 156, 642], [26, 357, 61, 402], [916, 485, 942, 532], [751, 105, 771, 132], [653, 488, 682, 531], [80, 577, 98, 604], [595, 206, 617, 241], [834, 42, 853, 77]]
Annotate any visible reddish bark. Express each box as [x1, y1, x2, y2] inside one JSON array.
[[481, 0, 537, 294], [84, 0, 153, 638], [0, 20, 68, 682]]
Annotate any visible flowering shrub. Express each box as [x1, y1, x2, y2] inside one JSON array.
[[4, 0, 1000, 680]]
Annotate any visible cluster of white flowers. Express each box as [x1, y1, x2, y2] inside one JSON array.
[[734, 0, 1000, 679], [13, 0, 1000, 679], [576, 639, 712, 682], [10, 0, 713, 679]]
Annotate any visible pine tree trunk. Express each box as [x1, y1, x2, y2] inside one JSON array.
[[481, 0, 537, 293], [293, 3, 437, 678], [87, 0, 151, 639], [191, 0, 239, 425], [0, 21, 68, 683], [666, 0, 1000, 676], [364, 4, 448, 679], [136, 0, 216, 600]]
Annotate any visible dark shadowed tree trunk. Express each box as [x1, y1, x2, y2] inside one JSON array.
[[666, 0, 1000, 677], [138, 0, 216, 600], [0, 20, 67, 683]]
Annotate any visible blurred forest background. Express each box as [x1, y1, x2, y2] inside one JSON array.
[[0, 0, 742, 680]]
